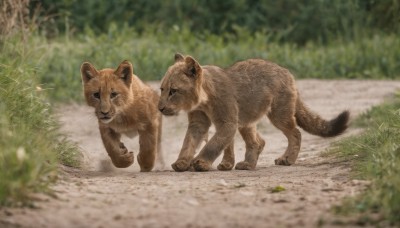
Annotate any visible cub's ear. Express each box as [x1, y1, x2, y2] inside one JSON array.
[[174, 53, 184, 63], [184, 56, 202, 78], [115, 60, 133, 86], [80, 62, 98, 84]]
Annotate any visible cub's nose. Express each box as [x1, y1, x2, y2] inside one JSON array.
[[101, 111, 109, 115], [158, 107, 165, 112]]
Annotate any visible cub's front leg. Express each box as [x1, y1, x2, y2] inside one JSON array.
[[137, 124, 159, 172], [191, 122, 237, 172], [172, 110, 211, 172], [99, 125, 134, 168]]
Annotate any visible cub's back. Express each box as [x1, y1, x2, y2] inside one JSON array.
[[225, 59, 297, 123], [227, 59, 293, 83]]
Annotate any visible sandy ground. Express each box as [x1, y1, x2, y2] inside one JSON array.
[[1, 80, 400, 228]]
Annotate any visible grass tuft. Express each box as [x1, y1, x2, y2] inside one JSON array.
[[329, 93, 400, 224], [0, 35, 81, 206]]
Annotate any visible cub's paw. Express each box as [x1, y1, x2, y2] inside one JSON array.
[[274, 156, 293, 166], [217, 161, 234, 171], [139, 166, 153, 172], [112, 151, 134, 168], [171, 159, 191, 172], [235, 161, 255, 170], [192, 159, 211, 172], [137, 155, 154, 172]]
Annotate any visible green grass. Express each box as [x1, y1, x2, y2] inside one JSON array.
[[31, 25, 400, 102], [328, 92, 400, 225], [0, 35, 81, 206]]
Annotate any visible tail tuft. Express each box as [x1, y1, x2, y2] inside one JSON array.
[[322, 110, 350, 137], [295, 98, 350, 137]]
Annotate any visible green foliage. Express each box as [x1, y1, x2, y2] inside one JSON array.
[[25, 1, 400, 102], [34, 26, 400, 102], [32, 0, 400, 45], [330, 94, 400, 224], [0, 35, 81, 205], [354, 91, 400, 128]]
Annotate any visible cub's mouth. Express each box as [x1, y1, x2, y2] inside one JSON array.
[[98, 116, 113, 124], [160, 108, 177, 116]]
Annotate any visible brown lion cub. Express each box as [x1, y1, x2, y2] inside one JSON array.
[[158, 54, 349, 172], [81, 60, 163, 172]]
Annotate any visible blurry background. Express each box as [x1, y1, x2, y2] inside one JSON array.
[[20, 0, 400, 100], [32, 0, 400, 44]]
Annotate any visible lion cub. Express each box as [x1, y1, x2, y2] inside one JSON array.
[[81, 60, 163, 171], [159, 54, 349, 172]]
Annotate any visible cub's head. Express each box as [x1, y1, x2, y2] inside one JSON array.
[[81, 60, 134, 124], [158, 53, 206, 116]]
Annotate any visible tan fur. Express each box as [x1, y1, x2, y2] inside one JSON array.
[[159, 54, 349, 172], [81, 60, 163, 171]]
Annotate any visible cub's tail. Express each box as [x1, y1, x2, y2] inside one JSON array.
[[295, 98, 350, 137]]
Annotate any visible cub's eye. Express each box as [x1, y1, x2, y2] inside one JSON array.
[[110, 92, 118, 98], [160, 88, 164, 92], [93, 92, 100, 99], [169, 88, 177, 96]]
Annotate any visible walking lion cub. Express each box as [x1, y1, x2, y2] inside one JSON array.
[[158, 54, 349, 172], [81, 60, 163, 171]]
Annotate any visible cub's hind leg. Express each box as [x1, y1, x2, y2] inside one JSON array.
[[271, 124, 301, 166], [235, 125, 265, 170], [268, 96, 301, 166], [217, 141, 235, 171]]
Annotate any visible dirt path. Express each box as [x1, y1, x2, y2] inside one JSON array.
[[2, 80, 400, 228]]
